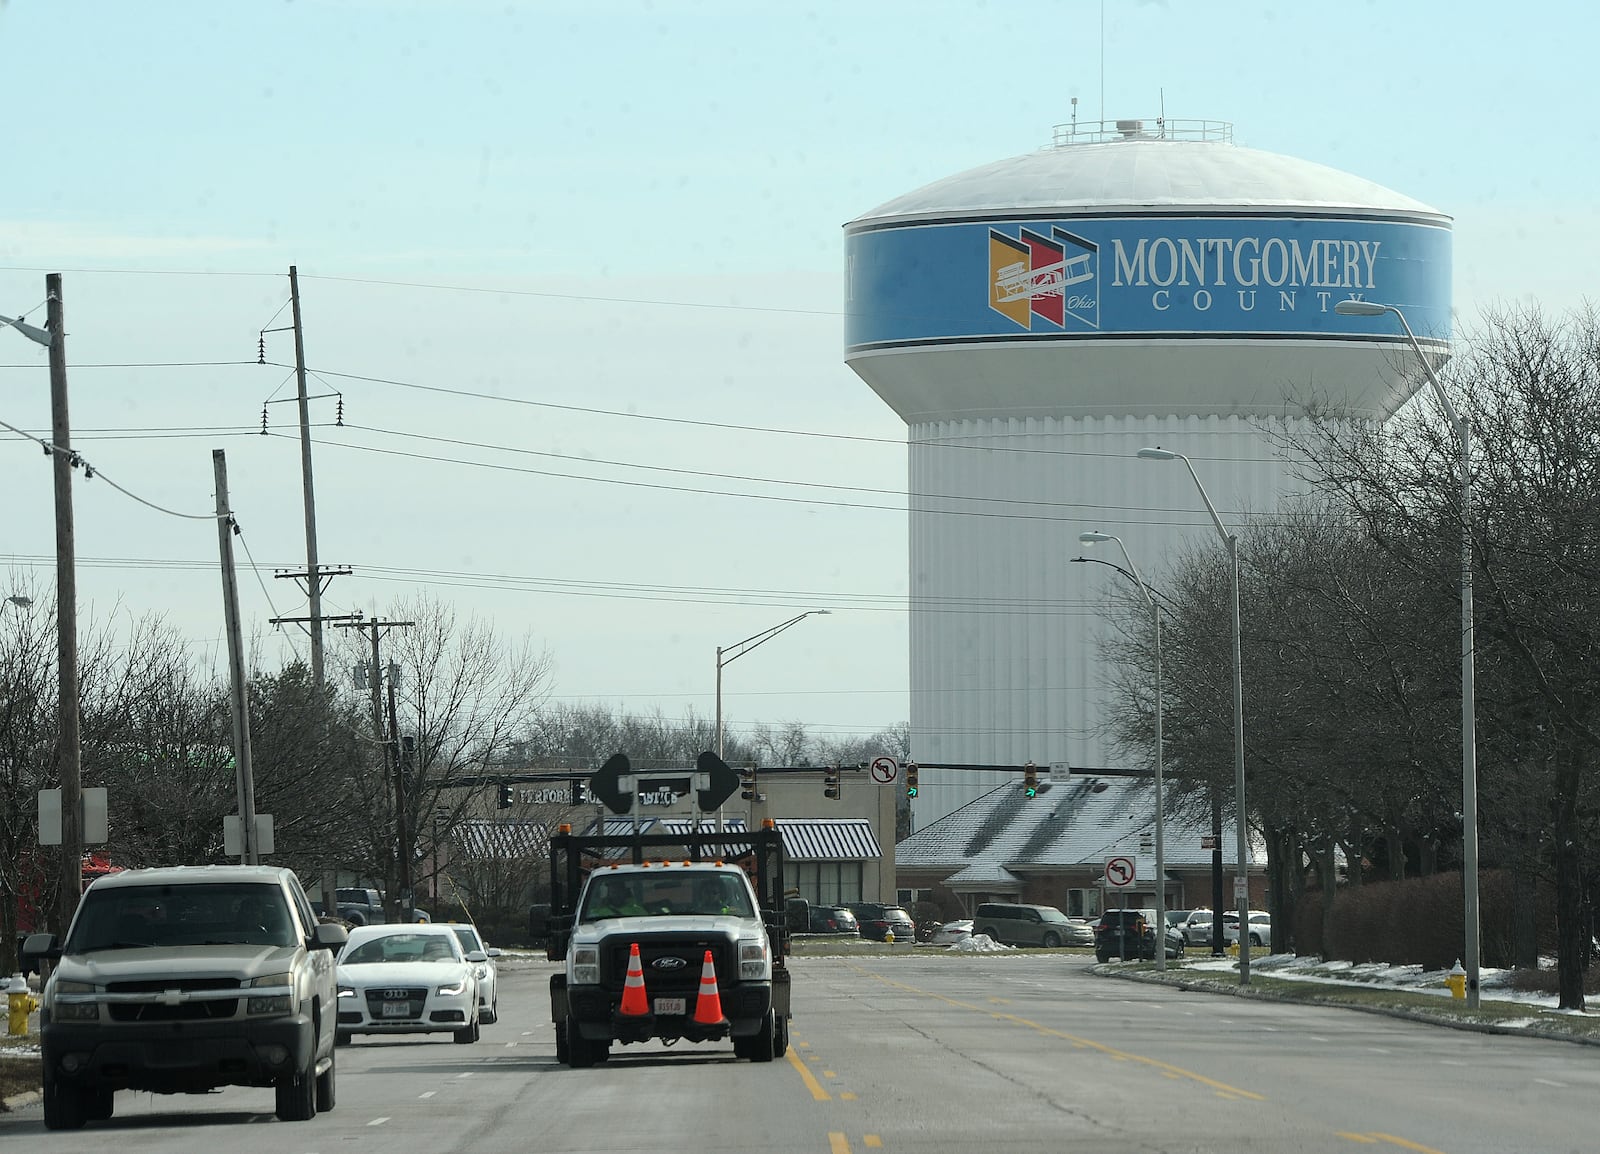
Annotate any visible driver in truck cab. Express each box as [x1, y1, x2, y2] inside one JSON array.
[[585, 877, 644, 919]]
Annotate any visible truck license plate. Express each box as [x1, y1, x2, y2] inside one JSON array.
[[381, 1002, 411, 1018], [653, 997, 685, 1015]]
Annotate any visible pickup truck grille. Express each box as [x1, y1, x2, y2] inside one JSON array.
[[602, 938, 733, 996], [105, 977, 242, 1022]]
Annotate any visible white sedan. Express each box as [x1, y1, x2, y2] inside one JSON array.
[[1223, 911, 1273, 947], [929, 920, 974, 946], [447, 922, 502, 1025], [336, 924, 484, 1044]]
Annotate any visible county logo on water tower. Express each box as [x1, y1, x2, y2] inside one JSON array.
[[988, 225, 1100, 331]]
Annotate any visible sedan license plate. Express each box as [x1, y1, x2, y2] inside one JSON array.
[[381, 1001, 412, 1018], [653, 997, 685, 1016]]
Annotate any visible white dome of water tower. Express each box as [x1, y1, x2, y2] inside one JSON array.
[[843, 118, 1451, 827]]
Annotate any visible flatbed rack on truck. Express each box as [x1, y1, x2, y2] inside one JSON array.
[[546, 823, 792, 1066]]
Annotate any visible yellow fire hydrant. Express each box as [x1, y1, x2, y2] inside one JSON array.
[[7, 973, 38, 1036], [1445, 959, 1466, 1001], [884, 928, 895, 944]]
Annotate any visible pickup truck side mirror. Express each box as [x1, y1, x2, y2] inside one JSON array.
[[23, 932, 60, 962], [312, 923, 349, 951]]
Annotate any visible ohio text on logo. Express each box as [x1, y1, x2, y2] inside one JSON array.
[[988, 226, 1099, 331]]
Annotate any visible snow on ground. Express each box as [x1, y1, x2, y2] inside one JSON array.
[[1182, 952, 1598, 1015]]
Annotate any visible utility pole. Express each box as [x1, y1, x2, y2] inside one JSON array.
[[47, 273, 83, 933], [289, 266, 326, 686], [337, 615, 413, 920], [267, 266, 357, 907], [214, 450, 258, 863], [387, 676, 411, 921]]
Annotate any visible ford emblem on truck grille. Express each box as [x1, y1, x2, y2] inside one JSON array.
[[651, 956, 688, 970]]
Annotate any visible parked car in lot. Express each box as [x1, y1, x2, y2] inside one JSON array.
[[1093, 909, 1185, 962], [929, 919, 974, 946], [1222, 911, 1273, 947], [973, 902, 1094, 948], [446, 922, 501, 1025], [809, 905, 859, 934], [1178, 909, 1216, 945], [848, 902, 915, 942], [336, 924, 485, 1045]]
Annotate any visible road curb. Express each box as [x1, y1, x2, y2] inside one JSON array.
[[1101, 963, 1600, 1048]]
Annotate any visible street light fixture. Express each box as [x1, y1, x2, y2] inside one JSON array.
[[4, 595, 32, 609], [1335, 296, 1480, 1007], [1078, 531, 1167, 972], [715, 610, 831, 758], [1137, 446, 1251, 984]]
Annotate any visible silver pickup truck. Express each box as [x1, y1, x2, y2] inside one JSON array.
[[25, 864, 347, 1130]]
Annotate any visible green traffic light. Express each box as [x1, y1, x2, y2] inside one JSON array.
[[1025, 785, 1037, 798], [906, 785, 918, 798]]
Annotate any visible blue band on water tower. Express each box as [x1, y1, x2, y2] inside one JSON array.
[[845, 214, 1451, 350]]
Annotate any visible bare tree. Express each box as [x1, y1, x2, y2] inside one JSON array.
[[336, 592, 554, 913]]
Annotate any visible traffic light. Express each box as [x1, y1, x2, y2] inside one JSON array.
[[497, 782, 514, 809], [1023, 762, 1038, 798], [569, 776, 588, 806], [823, 766, 840, 800], [740, 766, 758, 801], [905, 763, 919, 798]]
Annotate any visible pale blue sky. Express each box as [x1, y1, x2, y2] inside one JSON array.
[[2, 1, 1595, 747]]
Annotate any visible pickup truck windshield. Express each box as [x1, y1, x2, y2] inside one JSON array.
[[580, 872, 754, 921], [66, 883, 299, 951]]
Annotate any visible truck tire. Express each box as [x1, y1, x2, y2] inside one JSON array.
[[568, 1023, 598, 1068], [42, 1075, 88, 1131], [555, 1021, 570, 1065], [85, 1087, 114, 1121], [735, 1011, 776, 1062], [275, 1054, 317, 1122], [772, 1013, 789, 1059], [316, 1052, 336, 1112]]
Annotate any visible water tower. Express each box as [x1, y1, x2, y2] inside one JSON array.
[[843, 119, 1452, 825]]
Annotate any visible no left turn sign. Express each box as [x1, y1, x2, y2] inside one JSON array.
[[869, 756, 899, 785], [1105, 855, 1136, 889]]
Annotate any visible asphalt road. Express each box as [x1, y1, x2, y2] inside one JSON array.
[[3, 951, 1594, 1152]]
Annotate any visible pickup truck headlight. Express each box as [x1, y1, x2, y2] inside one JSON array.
[[737, 939, 769, 980], [51, 980, 99, 1022], [246, 972, 295, 1015], [571, 945, 600, 986]]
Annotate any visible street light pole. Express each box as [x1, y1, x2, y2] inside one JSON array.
[[714, 610, 830, 759], [1137, 447, 1251, 985], [1336, 297, 1479, 1007], [1078, 533, 1165, 972]]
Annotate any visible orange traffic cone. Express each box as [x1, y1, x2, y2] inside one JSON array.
[[619, 942, 650, 1017], [692, 949, 725, 1025]]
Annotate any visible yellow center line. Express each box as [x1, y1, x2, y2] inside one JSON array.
[[853, 965, 1265, 1101], [1368, 1136, 1449, 1154], [864, 1137, 884, 1148], [1337, 1136, 1380, 1146], [787, 1046, 831, 1100], [828, 1131, 851, 1154]]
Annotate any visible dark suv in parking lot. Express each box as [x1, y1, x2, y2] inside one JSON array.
[[847, 902, 915, 942], [1093, 908, 1185, 962]]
